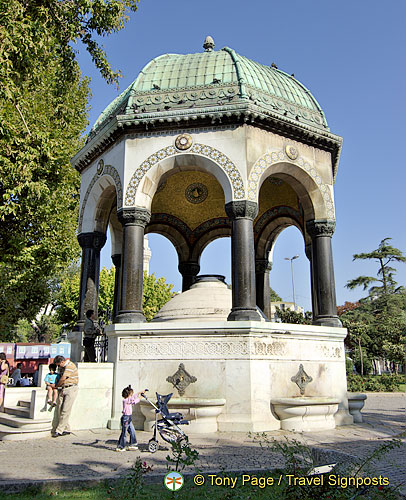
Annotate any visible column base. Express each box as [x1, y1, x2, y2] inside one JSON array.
[[228, 308, 262, 321], [115, 311, 146, 323], [313, 315, 342, 328]]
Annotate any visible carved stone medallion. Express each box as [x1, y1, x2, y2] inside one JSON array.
[[185, 183, 208, 204], [166, 363, 197, 397], [175, 134, 193, 151], [97, 159, 104, 175], [285, 144, 299, 160], [291, 364, 313, 395]]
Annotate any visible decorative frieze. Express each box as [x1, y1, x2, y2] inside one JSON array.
[[119, 336, 343, 361]]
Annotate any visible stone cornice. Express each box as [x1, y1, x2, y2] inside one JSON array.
[[72, 102, 342, 181]]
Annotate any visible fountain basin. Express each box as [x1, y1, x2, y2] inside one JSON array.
[[140, 398, 226, 433], [271, 397, 340, 432], [347, 393, 367, 423]]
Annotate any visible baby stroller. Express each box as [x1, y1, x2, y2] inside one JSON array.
[[142, 390, 189, 453]]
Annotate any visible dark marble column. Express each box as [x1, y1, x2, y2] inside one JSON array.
[[116, 207, 151, 323], [76, 232, 107, 329], [306, 220, 341, 327], [255, 259, 272, 319], [305, 243, 318, 323], [111, 254, 122, 320], [225, 201, 261, 321], [178, 261, 200, 292]]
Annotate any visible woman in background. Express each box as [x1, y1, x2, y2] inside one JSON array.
[[0, 353, 10, 411]]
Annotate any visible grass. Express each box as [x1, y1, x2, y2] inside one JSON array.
[[3, 473, 400, 500]]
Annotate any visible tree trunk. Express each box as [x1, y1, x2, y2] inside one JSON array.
[[358, 338, 364, 376]]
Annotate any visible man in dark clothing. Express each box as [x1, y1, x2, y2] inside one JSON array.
[[83, 309, 100, 362]]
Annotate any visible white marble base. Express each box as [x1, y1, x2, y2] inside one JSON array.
[[347, 393, 367, 423], [105, 321, 352, 433], [271, 397, 340, 432]]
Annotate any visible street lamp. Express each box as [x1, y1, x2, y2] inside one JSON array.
[[284, 255, 299, 310]]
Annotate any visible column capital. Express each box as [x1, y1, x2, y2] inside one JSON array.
[[117, 207, 151, 228], [255, 259, 272, 273], [306, 219, 336, 238], [77, 231, 106, 250], [111, 254, 121, 267], [178, 262, 200, 276], [225, 201, 258, 220]]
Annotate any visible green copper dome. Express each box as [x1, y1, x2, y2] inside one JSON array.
[[89, 43, 329, 137]]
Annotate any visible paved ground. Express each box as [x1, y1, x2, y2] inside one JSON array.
[[0, 393, 404, 494]]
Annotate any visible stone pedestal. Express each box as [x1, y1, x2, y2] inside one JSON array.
[[105, 321, 352, 432], [347, 393, 367, 423]]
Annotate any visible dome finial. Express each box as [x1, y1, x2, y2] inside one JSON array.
[[203, 36, 215, 52]]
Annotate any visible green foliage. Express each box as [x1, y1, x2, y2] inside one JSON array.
[[270, 287, 282, 302], [347, 374, 403, 392], [166, 436, 199, 473], [275, 307, 312, 325], [346, 238, 405, 298], [0, 0, 139, 338], [250, 434, 402, 500], [143, 273, 175, 322], [115, 457, 153, 499]]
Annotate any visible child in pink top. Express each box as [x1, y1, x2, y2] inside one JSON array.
[[116, 385, 144, 452]]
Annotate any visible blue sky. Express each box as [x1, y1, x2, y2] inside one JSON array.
[[77, 0, 406, 310]]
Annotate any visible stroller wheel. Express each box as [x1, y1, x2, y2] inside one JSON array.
[[148, 439, 159, 453]]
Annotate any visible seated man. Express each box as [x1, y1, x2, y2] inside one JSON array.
[[20, 374, 30, 386]]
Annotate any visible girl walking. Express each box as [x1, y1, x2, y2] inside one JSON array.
[[116, 385, 145, 452]]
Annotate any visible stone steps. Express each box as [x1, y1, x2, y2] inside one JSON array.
[[0, 397, 52, 440]]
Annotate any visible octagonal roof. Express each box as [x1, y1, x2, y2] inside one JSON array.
[[89, 41, 329, 137]]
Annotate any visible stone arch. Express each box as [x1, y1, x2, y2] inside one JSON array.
[[124, 143, 245, 210], [255, 216, 305, 260], [145, 223, 190, 263], [191, 227, 232, 262], [247, 149, 334, 220], [78, 165, 123, 233]]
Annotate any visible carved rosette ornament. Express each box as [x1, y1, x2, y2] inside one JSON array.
[[117, 207, 151, 228], [306, 219, 336, 238], [285, 144, 299, 160], [291, 364, 313, 396], [225, 201, 258, 220], [175, 134, 193, 151], [166, 363, 197, 397]]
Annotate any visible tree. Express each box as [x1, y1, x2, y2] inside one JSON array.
[[342, 239, 406, 373], [270, 287, 282, 302], [346, 238, 406, 299], [143, 273, 175, 322], [0, 0, 139, 335], [54, 268, 174, 327], [275, 308, 312, 325]]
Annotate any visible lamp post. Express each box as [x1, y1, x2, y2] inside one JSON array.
[[285, 255, 299, 310]]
